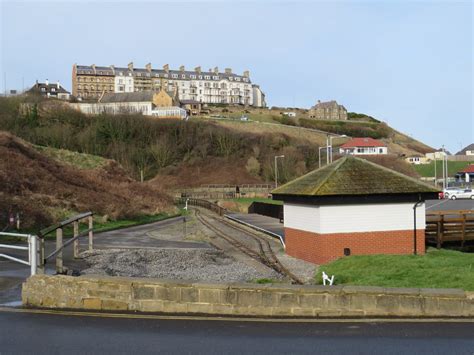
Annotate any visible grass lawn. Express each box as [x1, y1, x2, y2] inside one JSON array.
[[34, 145, 107, 170], [229, 197, 283, 206], [414, 160, 474, 178], [316, 248, 474, 291]]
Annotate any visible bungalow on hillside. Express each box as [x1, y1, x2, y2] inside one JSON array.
[[456, 144, 474, 156], [339, 137, 387, 155], [405, 155, 429, 165], [272, 156, 439, 265]]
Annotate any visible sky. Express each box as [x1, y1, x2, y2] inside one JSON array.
[[0, 0, 472, 153]]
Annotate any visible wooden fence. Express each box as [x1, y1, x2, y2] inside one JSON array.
[[175, 198, 227, 216], [425, 210, 474, 248]]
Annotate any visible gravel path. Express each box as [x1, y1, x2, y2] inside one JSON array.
[[80, 248, 282, 283]]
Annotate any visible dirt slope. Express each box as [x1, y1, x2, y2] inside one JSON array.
[[0, 131, 172, 229]]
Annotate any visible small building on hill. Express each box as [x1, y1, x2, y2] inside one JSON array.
[[405, 154, 429, 165], [455, 164, 474, 183], [456, 144, 474, 156], [28, 80, 71, 100], [339, 137, 387, 155], [71, 89, 186, 119], [272, 156, 439, 265], [309, 100, 347, 120]]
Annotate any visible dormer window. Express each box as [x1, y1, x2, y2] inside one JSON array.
[[164, 74, 168, 78], [41, 87, 46, 92], [213, 76, 219, 80], [191, 75, 196, 79], [51, 88, 56, 92], [235, 77, 241, 81], [172, 74, 178, 78], [155, 74, 159, 77], [229, 77, 233, 81], [119, 72, 123, 76], [198, 75, 202, 79], [181, 74, 186, 79], [205, 75, 210, 80]]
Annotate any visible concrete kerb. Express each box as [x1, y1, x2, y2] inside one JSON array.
[[21, 275, 474, 318]]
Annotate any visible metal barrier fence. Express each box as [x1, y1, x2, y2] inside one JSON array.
[[248, 202, 283, 221], [0, 232, 38, 275]]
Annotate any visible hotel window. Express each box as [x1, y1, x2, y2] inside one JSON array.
[[191, 75, 196, 79], [181, 74, 186, 78], [205, 75, 210, 79], [172, 74, 178, 78]]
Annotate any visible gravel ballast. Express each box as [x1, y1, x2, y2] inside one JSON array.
[[80, 248, 282, 283]]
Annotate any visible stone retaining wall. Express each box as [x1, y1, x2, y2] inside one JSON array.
[[22, 275, 474, 318]]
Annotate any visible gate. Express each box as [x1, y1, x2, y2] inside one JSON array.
[[0, 232, 38, 275]]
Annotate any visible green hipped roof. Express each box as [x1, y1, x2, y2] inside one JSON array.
[[272, 156, 440, 197]]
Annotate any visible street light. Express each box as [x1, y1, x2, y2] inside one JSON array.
[[328, 134, 348, 163], [274, 155, 285, 188]]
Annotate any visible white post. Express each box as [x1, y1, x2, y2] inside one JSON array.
[[274, 155, 278, 188], [29, 235, 37, 276], [326, 135, 330, 165]]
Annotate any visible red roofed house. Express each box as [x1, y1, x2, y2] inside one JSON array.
[[339, 137, 387, 155], [455, 164, 474, 183]]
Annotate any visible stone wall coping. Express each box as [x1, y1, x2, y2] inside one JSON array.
[[26, 275, 469, 298]]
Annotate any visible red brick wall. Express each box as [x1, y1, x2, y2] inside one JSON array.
[[285, 228, 425, 265]]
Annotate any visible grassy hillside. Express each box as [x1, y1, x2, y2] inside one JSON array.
[[414, 160, 474, 178], [0, 131, 173, 229], [0, 96, 421, 189], [34, 145, 108, 170]]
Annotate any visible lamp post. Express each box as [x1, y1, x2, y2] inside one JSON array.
[[328, 134, 348, 163], [274, 155, 285, 188]]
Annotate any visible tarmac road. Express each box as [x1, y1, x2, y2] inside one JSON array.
[[0, 310, 473, 354], [0, 216, 211, 305]]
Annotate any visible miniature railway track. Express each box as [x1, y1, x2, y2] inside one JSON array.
[[195, 209, 303, 285]]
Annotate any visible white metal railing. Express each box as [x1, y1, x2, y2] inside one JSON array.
[[0, 232, 38, 275]]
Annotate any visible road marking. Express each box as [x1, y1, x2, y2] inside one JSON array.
[[426, 199, 449, 210], [0, 307, 473, 323]]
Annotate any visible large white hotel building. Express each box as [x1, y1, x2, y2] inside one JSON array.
[[72, 63, 266, 107]]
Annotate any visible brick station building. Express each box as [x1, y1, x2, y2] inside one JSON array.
[[272, 156, 439, 264]]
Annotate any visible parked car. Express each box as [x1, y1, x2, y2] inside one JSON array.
[[446, 188, 474, 200], [443, 187, 464, 199]]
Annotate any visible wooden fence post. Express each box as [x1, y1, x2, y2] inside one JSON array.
[[73, 221, 79, 258], [37, 238, 45, 274], [88, 216, 93, 251], [56, 227, 63, 274]]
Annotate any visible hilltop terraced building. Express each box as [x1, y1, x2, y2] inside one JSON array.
[[72, 63, 266, 107]]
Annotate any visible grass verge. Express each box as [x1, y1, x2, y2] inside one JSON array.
[[413, 160, 474, 178], [316, 248, 474, 291]]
